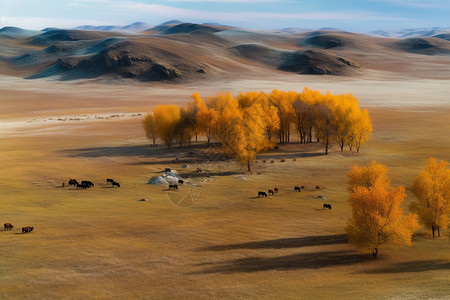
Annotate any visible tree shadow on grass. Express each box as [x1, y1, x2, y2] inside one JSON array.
[[190, 250, 369, 274], [200, 234, 348, 251], [363, 260, 450, 274]]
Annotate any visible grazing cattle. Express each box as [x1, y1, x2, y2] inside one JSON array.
[[178, 179, 184, 185], [112, 181, 120, 188], [294, 186, 301, 192], [316, 186, 320, 190], [22, 226, 34, 234], [258, 191, 267, 197], [81, 180, 94, 188], [274, 187, 279, 193], [4, 223, 14, 230], [301, 185, 305, 189], [107, 178, 115, 184], [196, 168, 202, 173], [268, 189, 274, 196], [68, 179, 79, 186], [76, 183, 88, 189], [169, 184, 178, 190], [323, 204, 332, 210]]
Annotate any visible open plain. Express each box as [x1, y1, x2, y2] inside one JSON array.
[[0, 24, 450, 299]]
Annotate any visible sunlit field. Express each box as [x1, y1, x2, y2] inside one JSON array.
[[0, 76, 449, 299]]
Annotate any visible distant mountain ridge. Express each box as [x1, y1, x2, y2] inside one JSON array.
[[1, 22, 449, 82]]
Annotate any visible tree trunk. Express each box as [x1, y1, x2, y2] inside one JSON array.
[[432, 226, 435, 238], [325, 137, 329, 155], [437, 226, 440, 237], [247, 160, 251, 172], [372, 248, 378, 258]]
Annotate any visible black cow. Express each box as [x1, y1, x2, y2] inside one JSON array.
[[258, 191, 267, 197], [323, 204, 332, 210], [316, 186, 320, 190], [294, 186, 301, 192], [4, 223, 14, 230], [301, 185, 305, 189], [68, 179, 79, 186], [169, 184, 178, 190], [268, 189, 274, 196], [112, 181, 120, 188], [274, 187, 279, 193], [178, 179, 184, 185], [107, 178, 114, 184], [22, 226, 34, 234]]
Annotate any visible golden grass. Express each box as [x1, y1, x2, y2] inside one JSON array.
[[0, 95, 449, 299]]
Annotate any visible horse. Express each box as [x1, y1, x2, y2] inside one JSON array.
[[4, 223, 14, 230], [274, 187, 279, 193], [107, 178, 114, 184], [268, 189, 274, 196], [258, 191, 267, 197], [112, 181, 120, 188], [22, 226, 34, 234], [76, 183, 88, 189], [323, 204, 332, 210], [294, 186, 301, 192], [81, 180, 94, 188], [68, 179, 78, 186]]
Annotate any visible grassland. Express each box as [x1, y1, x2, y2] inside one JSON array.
[[0, 78, 449, 299]]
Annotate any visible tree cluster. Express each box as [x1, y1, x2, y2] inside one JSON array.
[[142, 88, 372, 170]]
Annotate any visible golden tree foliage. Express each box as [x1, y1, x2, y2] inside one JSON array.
[[152, 104, 181, 147], [410, 157, 450, 237], [348, 161, 390, 191], [346, 178, 419, 258], [142, 114, 157, 147], [143, 88, 372, 157]]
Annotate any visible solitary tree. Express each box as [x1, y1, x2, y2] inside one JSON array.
[[346, 178, 419, 258], [410, 157, 450, 237]]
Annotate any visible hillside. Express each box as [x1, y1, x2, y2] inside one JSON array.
[[0, 23, 449, 82]]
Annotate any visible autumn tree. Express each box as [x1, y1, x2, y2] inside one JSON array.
[[269, 89, 294, 144], [152, 104, 181, 147], [314, 100, 336, 155], [348, 161, 390, 191], [142, 114, 157, 147], [217, 103, 273, 171], [346, 163, 419, 257], [410, 158, 450, 237], [353, 108, 372, 153]]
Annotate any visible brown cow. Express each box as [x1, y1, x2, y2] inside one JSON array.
[[274, 187, 279, 193], [4, 223, 14, 230], [22, 226, 34, 234]]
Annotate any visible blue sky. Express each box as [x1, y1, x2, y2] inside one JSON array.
[[0, 0, 448, 32]]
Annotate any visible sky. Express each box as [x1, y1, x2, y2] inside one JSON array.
[[0, 0, 449, 32]]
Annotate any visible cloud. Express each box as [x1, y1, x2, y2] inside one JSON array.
[[366, 0, 449, 9], [111, 1, 407, 22], [1, 16, 109, 30]]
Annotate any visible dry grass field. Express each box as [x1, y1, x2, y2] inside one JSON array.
[[0, 74, 449, 299]]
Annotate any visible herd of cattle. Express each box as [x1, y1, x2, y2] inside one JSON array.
[[66, 178, 120, 189], [3, 223, 34, 233], [257, 186, 332, 210]]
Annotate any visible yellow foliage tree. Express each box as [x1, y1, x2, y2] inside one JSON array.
[[410, 158, 450, 237], [348, 161, 390, 191], [152, 104, 181, 147], [346, 179, 419, 258], [218, 103, 272, 171], [142, 113, 157, 147]]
